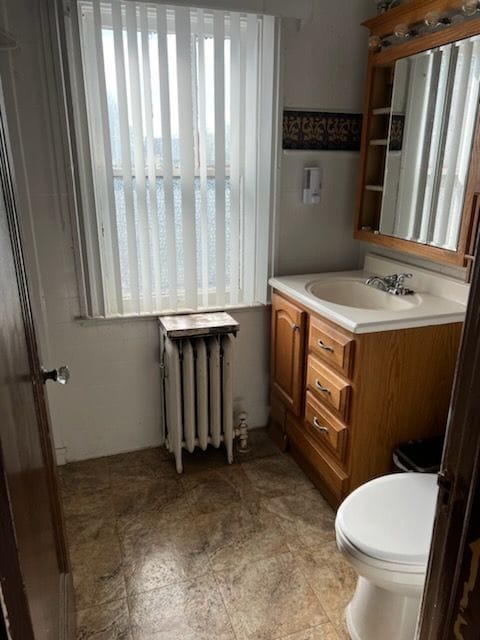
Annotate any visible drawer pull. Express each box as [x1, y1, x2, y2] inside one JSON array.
[[313, 416, 329, 433], [318, 339, 334, 353], [315, 379, 331, 395]]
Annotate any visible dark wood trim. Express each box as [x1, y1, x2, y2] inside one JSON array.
[[0, 442, 35, 640], [353, 228, 464, 266], [418, 220, 480, 637]]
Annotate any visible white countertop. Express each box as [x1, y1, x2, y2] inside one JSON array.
[[269, 254, 469, 334]]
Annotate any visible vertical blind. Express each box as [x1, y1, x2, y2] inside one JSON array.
[[384, 35, 480, 251], [72, 1, 276, 317]]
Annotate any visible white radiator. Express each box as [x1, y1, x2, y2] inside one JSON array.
[[160, 333, 234, 473]]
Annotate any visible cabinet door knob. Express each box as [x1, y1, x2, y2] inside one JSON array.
[[318, 340, 334, 353], [292, 324, 300, 332], [315, 379, 331, 395], [313, 417, 329, 433]]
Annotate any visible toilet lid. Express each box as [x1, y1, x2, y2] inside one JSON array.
[[336, 473, 438, 565]]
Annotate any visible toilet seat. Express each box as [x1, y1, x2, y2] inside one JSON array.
[[336, 525, 426, 576], [336, 473, 438, 566]]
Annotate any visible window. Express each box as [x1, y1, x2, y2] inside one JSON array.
[[67, 1, 277, 317]]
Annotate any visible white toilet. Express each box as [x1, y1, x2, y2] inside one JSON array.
[[335, 473, 438, 640]]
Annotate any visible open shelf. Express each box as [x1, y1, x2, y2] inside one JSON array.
[[372, 107, 392, 116], [357, 63, 395, 236]]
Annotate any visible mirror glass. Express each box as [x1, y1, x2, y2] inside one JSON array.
[[379, 35, 480, 251]]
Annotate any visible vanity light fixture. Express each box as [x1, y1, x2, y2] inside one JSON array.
[[369, 1, 480, 52]]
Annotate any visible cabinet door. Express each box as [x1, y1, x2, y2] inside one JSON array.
[[271, 293, 306, 416]]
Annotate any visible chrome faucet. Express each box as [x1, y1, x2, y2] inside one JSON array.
[[365, 273, 414, 296]]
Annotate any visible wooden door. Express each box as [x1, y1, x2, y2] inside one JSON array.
[[0, 94, 73, 638], [418, 203, 480, 638], [271, 292, 305, 416]]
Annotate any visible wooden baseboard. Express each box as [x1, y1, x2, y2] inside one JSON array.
[[59, 572, 75, 640]]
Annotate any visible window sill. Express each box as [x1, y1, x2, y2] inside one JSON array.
[[74, 302, 267, 326]]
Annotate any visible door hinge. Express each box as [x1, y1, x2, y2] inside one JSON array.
[[438, 469, 453, 506]]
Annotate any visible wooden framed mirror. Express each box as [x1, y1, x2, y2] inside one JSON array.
[[355, 0, 480, 271]]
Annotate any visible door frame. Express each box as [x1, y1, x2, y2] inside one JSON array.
[[418, 229, 480, 636]]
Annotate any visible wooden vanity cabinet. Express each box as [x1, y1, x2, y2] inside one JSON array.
[[269, 293, 306, 449], [269, 290, 463, 507]]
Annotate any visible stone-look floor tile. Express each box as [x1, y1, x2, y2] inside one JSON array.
[[76, 598, 132, 640], [276, 623, 340, 640], [242, 454, 314, 498], [62, 485, 117, 547], [63, 487, 114, 518], [128, 574, 236, 640], [216, 552, 328, 640], [262, 488, 336, 550], [110, 475, 186, 520], [70, 537, 126, 610], [63, 487, 117, 547], [63, 446, 354, 640], [332, 624, 350, 640], [108, 447, 173, 484], [296, 543, 356, 631], [117, 511, 210, 595], [181, 465, 257, 515], [236, 427, 280, 462], [61, 458, 111, 496], [195, 502, 290, 572], [65, 509, 117, 548]]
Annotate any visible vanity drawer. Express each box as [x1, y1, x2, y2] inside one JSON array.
[[309, 317, 353, 377], [305, 390, 347, 461], [306, 355, 351, 419]]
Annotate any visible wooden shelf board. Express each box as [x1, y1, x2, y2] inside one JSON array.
[[372, 107, 392, 115]]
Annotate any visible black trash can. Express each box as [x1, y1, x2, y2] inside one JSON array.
[[392, 435, 444, 473]]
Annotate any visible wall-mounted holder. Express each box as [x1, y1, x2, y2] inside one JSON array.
[[303, 166, 322, 205]]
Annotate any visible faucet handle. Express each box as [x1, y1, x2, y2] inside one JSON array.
[[396, 273, 413, 286], [383, 273, 400, 285]]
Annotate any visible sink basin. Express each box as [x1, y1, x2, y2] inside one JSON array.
[[306, 279, 421, 311]]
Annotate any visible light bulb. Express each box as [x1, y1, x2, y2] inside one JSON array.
[[424, 11, 440, 26], [368, 35, 382, 51], [463, 0, 478, 16], [394, 23, 410, 38]]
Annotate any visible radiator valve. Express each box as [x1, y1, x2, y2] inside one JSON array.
[[234, 412, 250, 453]]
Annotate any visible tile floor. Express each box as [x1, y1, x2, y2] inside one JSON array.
[[60, 429, 356, 640]]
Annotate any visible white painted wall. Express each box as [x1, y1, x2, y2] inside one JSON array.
[[1, 0, 373, 462], [275, 2, 372, 275]]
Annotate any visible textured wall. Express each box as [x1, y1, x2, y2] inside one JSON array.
[[0, 0, 372, 461]]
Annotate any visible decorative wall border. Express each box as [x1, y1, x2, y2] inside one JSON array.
[[283, 110, 363, 151]]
